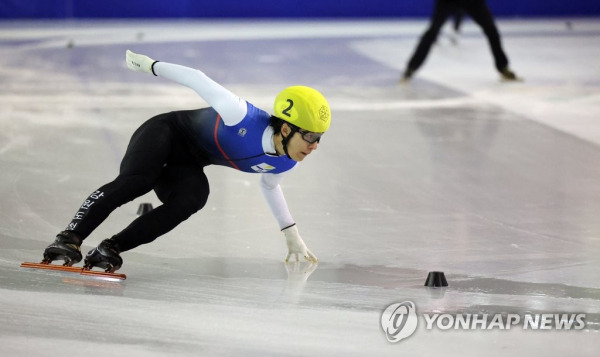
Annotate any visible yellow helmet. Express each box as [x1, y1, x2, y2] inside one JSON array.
[[273, 86, 331, 133]]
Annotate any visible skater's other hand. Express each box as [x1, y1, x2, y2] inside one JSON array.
[[282, 224, 318, 263], [126, 50, 158, 75]]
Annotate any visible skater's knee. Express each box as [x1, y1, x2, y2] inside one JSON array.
[[184, 193, 208, 214], [170, 192, 208, 219]]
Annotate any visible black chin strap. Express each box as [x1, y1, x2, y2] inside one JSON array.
[[280, 126, 298, 160]]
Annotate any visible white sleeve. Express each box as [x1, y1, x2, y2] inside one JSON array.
[[260, 173, 295, 230], [153, 61, 247, 126]]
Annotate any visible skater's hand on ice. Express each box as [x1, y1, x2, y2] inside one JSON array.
[[126, 50, 158, 75], [285, 261, 318, 283], [282, 224, 318, 263]]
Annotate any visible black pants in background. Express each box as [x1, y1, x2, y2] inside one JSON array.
[[65, 113, 210, 252], [406, 0, 509, 73]]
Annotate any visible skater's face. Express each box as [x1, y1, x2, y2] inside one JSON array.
[[279, 123, 320, 162]]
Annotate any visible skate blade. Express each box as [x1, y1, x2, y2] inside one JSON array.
[[500, 76, 524, 83], [21, 262, 126, 280]]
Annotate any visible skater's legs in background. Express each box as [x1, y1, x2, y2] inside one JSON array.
[[453, 9, 464, 32], [462, 0, 509, 72], [404, 0, 456, 77]]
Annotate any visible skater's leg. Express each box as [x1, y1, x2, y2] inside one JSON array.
[[45, 114, 177, 264], [453, 9, 464, 32], [462, 0, 509, 72], [404, 0, 454, 78], [113, 163, 210, 252], [83, 163, 209, 270], [63, 114, 176, 239]]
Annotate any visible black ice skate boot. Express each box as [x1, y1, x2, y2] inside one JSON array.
[[43, 231, 83, 266], [84, 238, 123, 272], [400, 68, 415, 83], [500, 67, 521, 81]]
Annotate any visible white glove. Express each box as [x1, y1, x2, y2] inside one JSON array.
[[125, 50, 158, 75], [282, 224, 318, 263]]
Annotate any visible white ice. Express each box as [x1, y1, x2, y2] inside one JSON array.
[[0, 18, 599, 356]]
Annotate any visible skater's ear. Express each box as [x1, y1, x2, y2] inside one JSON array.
[[281, 122, 292, 137]]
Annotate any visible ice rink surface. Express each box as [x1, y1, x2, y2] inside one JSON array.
[[1, 18, 599, 356]]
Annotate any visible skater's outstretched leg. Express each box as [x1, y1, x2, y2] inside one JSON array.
[[44, 114, 175, 264]]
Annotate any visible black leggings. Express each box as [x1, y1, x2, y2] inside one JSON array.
[[65, 113, 210, 252], [407, 0, 509, 73]]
